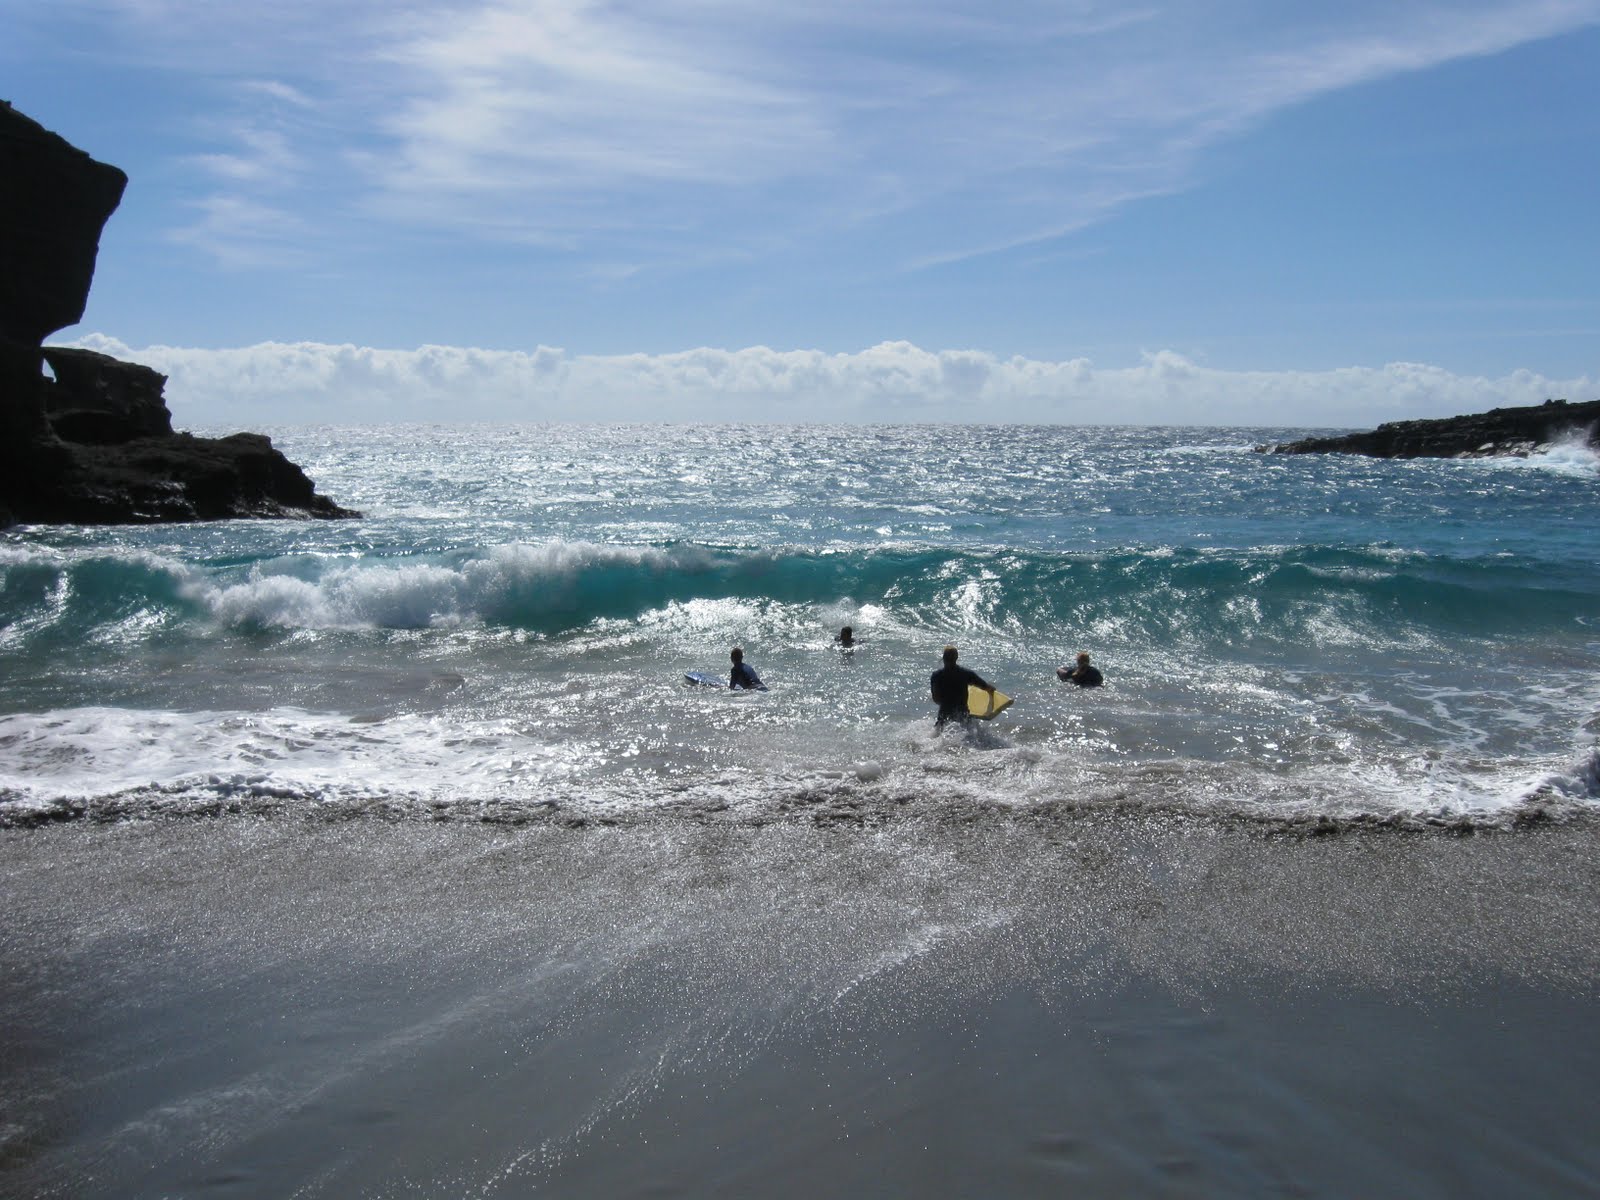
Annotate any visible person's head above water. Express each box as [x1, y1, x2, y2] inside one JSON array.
[[731, 646, 744, 663], [839, 625, 853, 642], [943, 645, 958, 665], [1077, 651, 1091, 665]]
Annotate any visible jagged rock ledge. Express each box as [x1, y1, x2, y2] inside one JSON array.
[[1, 99, 356, 527], [14, 346, 357, 525], [1257, 398, 1600, 459]]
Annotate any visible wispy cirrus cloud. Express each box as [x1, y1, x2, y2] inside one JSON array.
[[353, 0, 1600, 267], [166, 194, 310, 268], [189, 126, 304, 184], [47, 0, 1600, 277], [163, 68, 329, 264]]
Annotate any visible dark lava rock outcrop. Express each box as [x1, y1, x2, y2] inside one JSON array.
[[1259, 398, 1600, 459], [1, 100, 356, 526], [42, 346, 173, 444]]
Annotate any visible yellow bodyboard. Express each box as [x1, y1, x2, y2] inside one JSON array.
[[967, 684, 1012, 719]]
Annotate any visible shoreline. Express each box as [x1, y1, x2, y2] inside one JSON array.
[[4, 753, 1591, 834], [3, 812, 1597, 1196]]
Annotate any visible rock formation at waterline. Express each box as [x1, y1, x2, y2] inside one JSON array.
[[1258, 398, 1600, 459], [0, 100, 356, 526]]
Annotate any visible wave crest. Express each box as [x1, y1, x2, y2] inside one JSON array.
[[1, 539, 1590, 649]]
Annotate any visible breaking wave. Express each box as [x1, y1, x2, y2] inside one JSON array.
[[2, 539, 1589, 651]]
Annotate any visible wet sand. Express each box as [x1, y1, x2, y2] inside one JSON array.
[[2, 810, 1598, 1198]]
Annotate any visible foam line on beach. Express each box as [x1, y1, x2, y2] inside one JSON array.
[[1, 705, 1593, 833]]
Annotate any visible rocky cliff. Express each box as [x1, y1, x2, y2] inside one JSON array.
[[1259, 398, 1600, 459], [0, 100, 356, 526]]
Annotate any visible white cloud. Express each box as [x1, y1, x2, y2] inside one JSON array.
[[190, 127, 304, 184], [242, 80, 316, 108], [366, 0, 834, 245], [65, 335, 1597, 429], [166, 195, 309, 268], [75, 0, 1600, 270], [164, 72, 330, 263]]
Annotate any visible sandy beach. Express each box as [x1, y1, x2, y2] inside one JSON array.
[[3, 808, 1597, 1198]]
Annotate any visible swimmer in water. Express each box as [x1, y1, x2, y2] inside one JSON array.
[[1057, 651, 1103, 687]]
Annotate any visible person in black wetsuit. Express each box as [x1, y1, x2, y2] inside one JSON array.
[[930, 645, 995, 729], [1057, 651, 1103, 687], [729, 646, 765, 690]]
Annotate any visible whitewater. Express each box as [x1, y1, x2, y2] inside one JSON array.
[[3, 422, 1596, 830]]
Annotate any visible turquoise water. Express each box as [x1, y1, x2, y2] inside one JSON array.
[[3, 422, 1597, 827]]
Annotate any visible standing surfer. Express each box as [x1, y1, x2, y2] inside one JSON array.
[[930, 645, 996, 729]]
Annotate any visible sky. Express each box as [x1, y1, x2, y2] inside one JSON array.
[[6, 0, 1599, 426]]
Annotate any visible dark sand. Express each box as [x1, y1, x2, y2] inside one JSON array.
[[2, 810, 1598, 1198]]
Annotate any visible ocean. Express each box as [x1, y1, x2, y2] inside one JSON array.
[[3, 422, 1599, 1197], [3, 422, 1597, 829]]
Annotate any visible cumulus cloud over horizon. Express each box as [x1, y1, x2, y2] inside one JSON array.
[[67, 334, 1594, 430]]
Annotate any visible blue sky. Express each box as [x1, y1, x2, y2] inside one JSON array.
[[7, 0, 1599, 425]]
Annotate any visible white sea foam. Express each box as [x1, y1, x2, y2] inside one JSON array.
[[175, 542, 701, 631], [0, 707, 577, 817], [0, 693, 1591, 828], [1482, 430, 1600, 478]]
